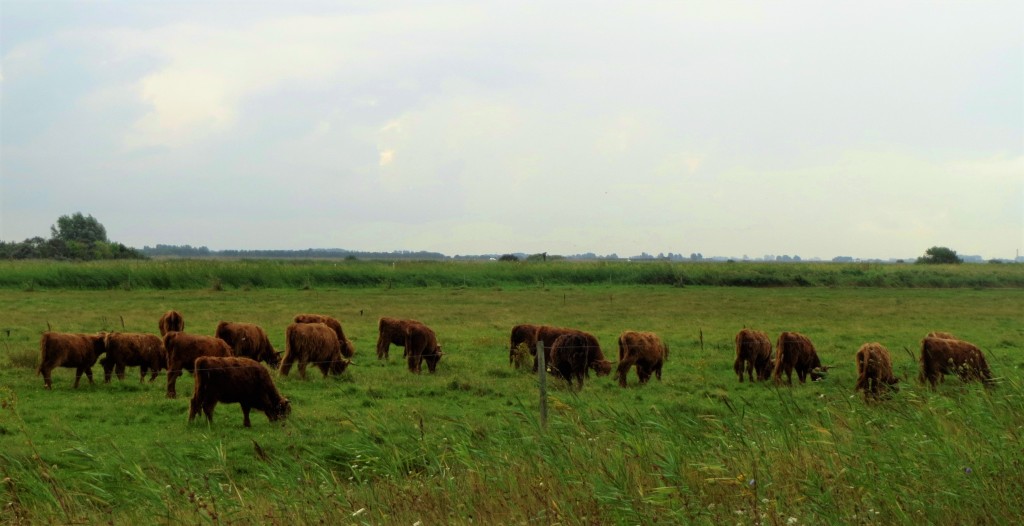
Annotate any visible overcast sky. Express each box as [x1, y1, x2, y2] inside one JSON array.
[[2, 1, 1021, 259]]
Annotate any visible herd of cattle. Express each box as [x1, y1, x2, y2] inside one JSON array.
[[34, 310, 996, 426]]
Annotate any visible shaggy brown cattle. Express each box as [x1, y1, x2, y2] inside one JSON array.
[[280, 322, 350, 379], [509, 324, 541, 368], [405, 322, 442, 373], [616, 331, 668, 387], [535, 325, 604, 374], [926, 331, 957, 340], [37, 332, 107, 389], [100, 332, 166, 383], [854, 342, 899, 400], [919, 336, 993, 388], [376, 317, 425, 359], [215, 321, 280, 367], [734, 329, 773, 382], [549, 332, 613, 389], [294, 314, 355, 358], [158, 310, 185, 336], [189, 356, 291, 427], [163, 331, 233, 398], [773, 331, 828, 385]]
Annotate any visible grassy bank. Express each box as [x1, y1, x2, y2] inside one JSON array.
[[1, 259, 1022, 290], [1, 286, 1022, 524]]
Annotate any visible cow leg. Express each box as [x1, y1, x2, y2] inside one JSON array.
[[616, 361, 632, 387], [74, 367, 85, 388], [166, 369, 181, 398], [188, 397, 201, 423], [41, 367, 53, 389], [241, 405, 252, 428], [102, 361, 114, 383], [115, 363, 127, 381], [376, 336, 389, 360], [317, 362, 330, 378], [203, 401, 216, 424], [654, 362, 663, 381], [297, 361, 308, 380], [638, 366, 652, 384]]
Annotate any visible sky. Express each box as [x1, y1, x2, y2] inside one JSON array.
[[1, 1, 1021, 260]]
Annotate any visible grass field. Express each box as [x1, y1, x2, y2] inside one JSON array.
[[1, 272, 1022, 524]]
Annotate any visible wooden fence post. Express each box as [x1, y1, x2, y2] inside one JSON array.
[[537, 341, 547, 430]]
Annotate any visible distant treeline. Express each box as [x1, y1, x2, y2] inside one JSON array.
[[141, 244, 447, 260], [1, 259, 1022, 291]]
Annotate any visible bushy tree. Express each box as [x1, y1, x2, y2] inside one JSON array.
[[498, 254, 520, 262], [916, 246, 963, 264], [51, 212, 108, 245], [0, 213, 143, 260]]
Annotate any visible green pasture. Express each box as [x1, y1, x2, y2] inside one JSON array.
[[0, 280, 1022, 524]]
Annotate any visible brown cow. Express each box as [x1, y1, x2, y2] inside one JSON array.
[[189, 356, 291, 427], [919, 336, 993, 388], [854, 342, 900, 400], [163, 331, 233, 398], [376, 317, 425, 359], [279, 322, 350, 379], [215, 321, 280, 367], [534, 325, 602, 373], [616, 331, 668, 387], [100, 332, 166, 383], [926, 331, 957, 340], [294, 314, 354, 358], [734, 329, 773, 382], [509, 323, 541, 368], [37, 332, 107, 389], [405, 322, 442, 373], [773, 331, 828, 385], [549, 332, 613, 389], [158, 310, 185, 336]]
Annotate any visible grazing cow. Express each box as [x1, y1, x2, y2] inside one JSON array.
[[405, 322, 443, 373], [100, 332, 166, 383], [509, 324, 541, 368], [215, 321, 280, 367], [376, 317, 424, 359], [616, 331, 668, 387], [163, 331, 233, 398], [189, 356, 291, 427], [37, 332, 107, 389], [549, 332, 613, 390], [294, 314, 354, 358], [854, 342, 900, 400], [279, 322, 349, 379], [734, 329, 773, 382], [773, 331, 827, 385], [158, 310, 185, 336], [919, 336, 993, 388], [535, 325, 604, 374]]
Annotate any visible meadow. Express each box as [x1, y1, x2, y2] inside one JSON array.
[[0, 261, 1022, 525]]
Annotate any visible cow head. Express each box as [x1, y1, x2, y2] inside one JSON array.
[[341, 339, 356, 359], [592, 359, 613, 376], [330, 358, 350, 375], [267, 349, 282, 368], [267, 398, 291, 421], [810, 365, 831, 381], [425, 345, 443, 373]]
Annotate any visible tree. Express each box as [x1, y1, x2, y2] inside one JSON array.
[[916, 246, 963, 264], [498, 254, 520, 262], [50, 212, 108, 245]]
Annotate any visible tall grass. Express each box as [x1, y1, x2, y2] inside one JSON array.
[[1, 259, 1022, 290]]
